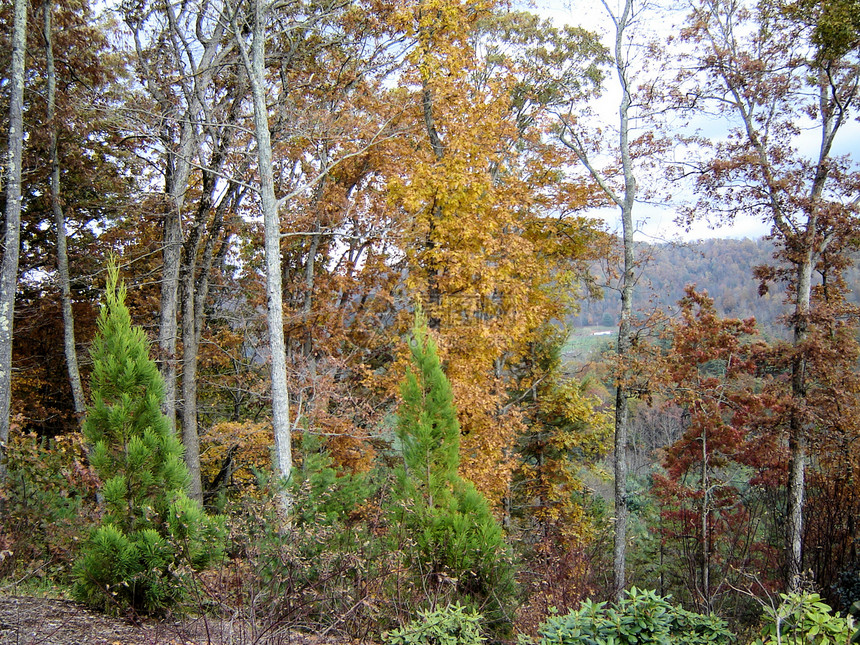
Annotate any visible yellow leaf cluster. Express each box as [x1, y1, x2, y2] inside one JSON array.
[[200, 420, 274, 493]]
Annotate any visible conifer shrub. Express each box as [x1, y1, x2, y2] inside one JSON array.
[[537, 587, 735, 645], [393, 310, 517, 638], [72, 263, 224, 615]]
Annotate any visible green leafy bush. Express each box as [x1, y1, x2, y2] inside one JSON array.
[[752, 592, 853, 645], [538, 587, 735, 645], [385, 603, 485, 645], [72, 263, 224, 615]]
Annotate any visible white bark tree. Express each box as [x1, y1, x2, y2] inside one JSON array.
[[555, 0, 662, 600], [0, 0, 27, 481], [230, 0, 294, 504], [226, 0, 401, 507], [679, 0, 860, 590]]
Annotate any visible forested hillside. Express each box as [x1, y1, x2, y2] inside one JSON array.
[[0, 0, 858, 643], [573, 237, 860, 333]]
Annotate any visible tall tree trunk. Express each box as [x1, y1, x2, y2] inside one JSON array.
[[787, 243, 814, 590], [0, 0, 27, 481], [701, 418, 711, 612], [609, 0, 637, 601], [180, 182, 239, 501], [783, 69, 835, 588], [421, 77, 444, 331], [159, 206, 183, 430], [160, 125, 196, 431], [232, 0, 293, 507], [683, 0, 859, 594], [44, 0, 86, 419], [178, 80, 245, 501], [558, 0, 638, 600]]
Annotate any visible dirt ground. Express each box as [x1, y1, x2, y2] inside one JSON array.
[[0, 596, 368, 645]]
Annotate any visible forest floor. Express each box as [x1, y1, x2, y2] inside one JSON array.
[[0, 595, 369, 645]]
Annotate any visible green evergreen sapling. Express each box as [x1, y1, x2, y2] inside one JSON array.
[[72, 262, 223, 614], [395, 309, 516, 635]]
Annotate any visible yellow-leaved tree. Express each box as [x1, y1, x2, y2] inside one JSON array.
[[387, 0, 609, 506]]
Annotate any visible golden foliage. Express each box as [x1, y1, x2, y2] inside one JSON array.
[[200, 421, 273, 493], [385, 5, 607, 504]]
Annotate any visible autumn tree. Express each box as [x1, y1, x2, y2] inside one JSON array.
[[2, 0, 135, 442], [224, 0, 403, 504], [390, 0, 607, 507], [118, 0, 248, 499], [120, 0, 240, 439], [512, 326, 613, 624], [654, 288, 780, 614], [798, 278, 860, 603], [677, 0, 860, 590], [226, 0, 294, 504]]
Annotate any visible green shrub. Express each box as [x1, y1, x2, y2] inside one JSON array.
[[752, 592, 853, 645], [72, 262, 224, 615], [385, 603, 485, 645], [538, 587, 735, 645], [289, 433, 374, 528], [227, 442, 389, 638]]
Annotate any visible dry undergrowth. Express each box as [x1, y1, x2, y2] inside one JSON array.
[[0, 595, 371, 645]]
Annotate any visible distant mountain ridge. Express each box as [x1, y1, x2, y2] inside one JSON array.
[[571, 237, 860, 334]]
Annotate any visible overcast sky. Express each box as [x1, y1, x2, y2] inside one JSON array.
[[534, 0, 859, 243]]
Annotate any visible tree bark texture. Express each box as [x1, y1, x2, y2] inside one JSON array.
[[0, 0, 27, 481], [178, 76, 245, 502], [233, 0, 293, 506], [45, 0, 86, 419], [558, 0, 638, 601], [608, 0, 637, 602]]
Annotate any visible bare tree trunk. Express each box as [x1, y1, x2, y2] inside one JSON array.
[[178, 80, 245, 501], [44, 0, 86, 419], [180, 181, 241, 501], [0, 0, 27, 481], [232, 0, 293, 507], [558, 0, 638, 601], [126, 2, 231, 434], [159, 203, 183, 431], [159, 119, 199, 432], [701, 419, 710, 612], [787, 246, 814, 589]]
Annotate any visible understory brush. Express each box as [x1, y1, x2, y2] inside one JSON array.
[[0, 430, 98, 588], [199, 426, 516, 642], [199, 443, 400, 641]]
